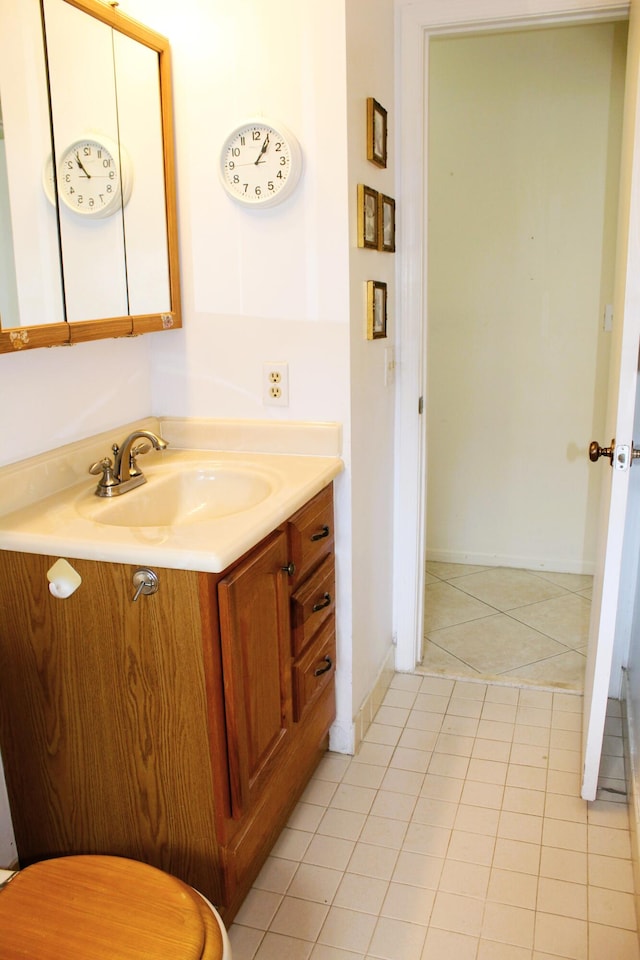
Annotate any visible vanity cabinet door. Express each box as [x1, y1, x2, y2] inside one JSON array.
[[217, 530, 292, 821]]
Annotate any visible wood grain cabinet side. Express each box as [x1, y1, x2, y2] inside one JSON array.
[[0, 554, 224, 905]]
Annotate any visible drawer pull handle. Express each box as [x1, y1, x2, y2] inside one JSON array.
[[314, 656, 333, 677], [282, 562, 296, 576], [310, 525, 330, 542], [312, 592, 332, 613]]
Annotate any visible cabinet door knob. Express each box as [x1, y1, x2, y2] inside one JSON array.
[[312, 592, 332, 613], [310, 525, 330, 542], [132, 568, 159, 602], [282, 562, 296, 576], [314, 656, 333, 677]]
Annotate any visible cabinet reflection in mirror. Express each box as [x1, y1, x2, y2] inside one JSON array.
[[0, 0, 180, 353]]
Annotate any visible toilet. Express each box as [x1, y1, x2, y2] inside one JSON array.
[[0, 855, 232, 959]]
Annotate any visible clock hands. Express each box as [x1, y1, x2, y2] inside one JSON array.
[[74, 151, 91, 179], [254, 133, 270, 165]]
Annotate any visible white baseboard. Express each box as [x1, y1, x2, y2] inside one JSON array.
[[351, 647, 396, 755], [425, 548, 595, 576]]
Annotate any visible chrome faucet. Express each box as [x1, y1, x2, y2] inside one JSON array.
[[89, 430, 168, 497]]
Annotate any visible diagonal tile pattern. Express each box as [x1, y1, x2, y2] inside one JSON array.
[[422, 563, 592, 690], [228, 674, 637, 960]]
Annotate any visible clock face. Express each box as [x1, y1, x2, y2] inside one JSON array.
[[220, 120, 302, 207], [56, 136, 131, 218]]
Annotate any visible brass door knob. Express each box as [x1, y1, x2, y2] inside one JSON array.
[[589, 440, 615, 464]]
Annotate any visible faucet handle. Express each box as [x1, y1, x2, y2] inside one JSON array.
[[130, 441, 152, 457], [129, 441, 152, 478], [89, 457, 118, 492]]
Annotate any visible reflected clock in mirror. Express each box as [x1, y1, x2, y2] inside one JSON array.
[[56, 134, 133, 218]]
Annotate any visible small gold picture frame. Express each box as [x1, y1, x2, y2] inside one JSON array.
[[358, 184, 379, 249], [378, 194, 395, 252], [367, 98, 387, 168], [367, 281, 387, 340]]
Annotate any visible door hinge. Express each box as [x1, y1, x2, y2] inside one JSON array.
[[418, 396, 424, 415]]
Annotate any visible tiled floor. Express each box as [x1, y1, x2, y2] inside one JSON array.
[[228, 674, 637, 960], [422, 563, 593, 691]]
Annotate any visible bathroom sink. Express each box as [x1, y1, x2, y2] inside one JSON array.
[[79, 463, 274, 527], [0, 421, 343, 573]]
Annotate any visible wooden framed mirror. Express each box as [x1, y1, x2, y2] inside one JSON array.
[[0, 0, 181, 353]]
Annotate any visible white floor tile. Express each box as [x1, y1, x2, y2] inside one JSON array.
[[229, 674, 638, 960]]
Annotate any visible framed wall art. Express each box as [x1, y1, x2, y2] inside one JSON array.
[[367, 97, 387, 168], [366, 280, 387, 340], [358, 184, 379, 249], [378, 194, 395, 252]]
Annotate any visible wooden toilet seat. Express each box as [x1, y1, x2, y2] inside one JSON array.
[[0, 855, 224, 960]]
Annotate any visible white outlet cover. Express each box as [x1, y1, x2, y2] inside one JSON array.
[[263, 362, 289, 406]]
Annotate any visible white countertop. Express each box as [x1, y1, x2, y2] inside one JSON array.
[[0, 418, 343, 574]]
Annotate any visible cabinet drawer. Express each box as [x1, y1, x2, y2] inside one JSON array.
[[291, 555, 335, 657], [287, 485, 334, 587], [292, 617, 336, 722]]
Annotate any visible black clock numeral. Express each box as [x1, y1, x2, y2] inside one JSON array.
[[268, 181, 274, 191], [232, 147, 240, 157], [275, 141, 282, 151], [83, 146, 91, 156], [106, 184, 113, 193], [255, 186, 261, 196], [228, 160, 235, 170], [252, 130, 261, 141], [276, 170, 283, 179], [243, 183, 248, 193], [233, 175, 240, 184], [240, 136, 246, 146], [102, 158, 112, 168], [279, 156, 287, 166]]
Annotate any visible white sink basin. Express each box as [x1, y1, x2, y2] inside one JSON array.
[[78, 463, 274, 528]]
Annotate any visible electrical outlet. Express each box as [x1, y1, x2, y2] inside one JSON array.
[[263, 362, 289, 406]]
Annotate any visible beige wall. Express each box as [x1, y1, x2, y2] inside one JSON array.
[[426, 22, 626, 574]]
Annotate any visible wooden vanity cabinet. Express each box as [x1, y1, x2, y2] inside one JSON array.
[[0, 484, 336, 923]]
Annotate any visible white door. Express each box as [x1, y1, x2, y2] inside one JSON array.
[[581, 0, 640, 801]]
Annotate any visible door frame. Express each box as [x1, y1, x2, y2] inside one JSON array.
[[393, 0, 630, 673]]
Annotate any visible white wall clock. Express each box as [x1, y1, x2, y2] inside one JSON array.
[[45, 133, 133, 219], [219, 119, 302, 208]]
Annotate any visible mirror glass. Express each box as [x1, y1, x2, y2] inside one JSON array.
[[0, 0, 65, 329], [0, 102, 21, 329], [44, 0, 170, 322], [0, 0, 180, 349]]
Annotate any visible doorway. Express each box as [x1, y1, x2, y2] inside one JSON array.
[[419, 23, 627, 687]]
